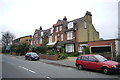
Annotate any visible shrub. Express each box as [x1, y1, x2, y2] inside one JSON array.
[[58, 48, 68, 60], [11, 43, 30, 55], [58, 52, 68, 60], [30, 46, 48, 54], [47, 50, 55, 55], [73, 52, 79, 57], [85, 46, 90, 54]]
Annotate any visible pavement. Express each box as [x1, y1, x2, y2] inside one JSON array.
[[39, 57, 77, 68]]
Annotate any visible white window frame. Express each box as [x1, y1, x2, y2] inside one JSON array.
[[67, 31, 73, 40], [40, 38, 42, 44], [56, 27, 58, 32], [61, 34, 63, 41], [68, 22, 73, 29], [66, 44, 74, 52], [49, 36, 52, 43], [60, 25, 62, 31]]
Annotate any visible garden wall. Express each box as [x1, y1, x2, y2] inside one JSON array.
[[39, 54, 59, 60]]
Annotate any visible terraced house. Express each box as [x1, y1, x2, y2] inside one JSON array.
[[32, 11, 99, 53]]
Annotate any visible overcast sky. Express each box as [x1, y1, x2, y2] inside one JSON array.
[[0, 0, 119, 40]]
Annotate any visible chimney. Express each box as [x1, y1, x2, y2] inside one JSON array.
[[40, 26, 42, 30], [85, 11, 92, 16], [63, 16, 67, 21]]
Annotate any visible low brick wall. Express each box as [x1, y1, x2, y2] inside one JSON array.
[[39, 54, 59, 60]]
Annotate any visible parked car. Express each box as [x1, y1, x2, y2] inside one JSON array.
[[25, 52, 39, 61], [75, 54, 120, 74]]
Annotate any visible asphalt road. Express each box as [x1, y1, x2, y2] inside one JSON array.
[[2, 54, 120, 80]]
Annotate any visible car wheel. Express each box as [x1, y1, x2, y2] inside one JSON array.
[[103, 67, 110, 74], [25, 57, 27, 60], [78, 64, 83, 70], [29, 58, 32, 61]]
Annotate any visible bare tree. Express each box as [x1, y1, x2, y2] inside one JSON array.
[[2, 32, 15, 47]]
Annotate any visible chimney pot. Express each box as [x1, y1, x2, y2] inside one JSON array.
[[63, 16, 67, 21]]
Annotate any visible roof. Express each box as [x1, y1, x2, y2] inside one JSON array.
[[14, 35, 32, 40]]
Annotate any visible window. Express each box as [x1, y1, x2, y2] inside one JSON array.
[[56, 27, 58, 32], [41, 32, 43, 36], [89, 56, 97, 62], [67, 31, 72, 40], [35, 34, 38, 37], [68, 22, 73, 29], [60, 26, 62, 31], [84, 21, 87, 28], [78, 47, 83, 53], [66, 44, 74, 52], [61, 34, 63, 41], [55, 36, 57, 42], [51, 28, 53, 33], [40, 38, 42, 44], [49, 36, 52, 43], [81, 56, 88, 61]]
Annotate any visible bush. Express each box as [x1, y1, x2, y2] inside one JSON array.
[[47, 50, 55, 55], [73, 52, 79, 57], [58, 48, 68, 60], [11, 43, 30, 55], [58, 52, 68, 60], [30, 46, 48, 54], [85, 46, 90, 54]]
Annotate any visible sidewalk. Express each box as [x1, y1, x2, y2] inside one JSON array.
[[39, 57, 77, 68]]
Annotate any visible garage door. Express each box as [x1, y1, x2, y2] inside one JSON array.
[[91, 46, 111, 53]]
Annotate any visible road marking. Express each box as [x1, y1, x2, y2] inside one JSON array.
[[67, 68, 73, 70], [28, 69, 36, 73], [46, 77, 50, 79], [18, 66, 36, 73]]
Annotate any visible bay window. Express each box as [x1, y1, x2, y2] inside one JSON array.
[[66, 44, 74, 52]]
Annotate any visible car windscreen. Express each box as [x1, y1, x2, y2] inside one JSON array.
[[31, 53, 38, 56], [94, 55, 108, 62]]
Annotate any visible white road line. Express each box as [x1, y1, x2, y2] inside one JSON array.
[[67, 68, 73, 70], [46, 76, 51, 79], [28, 69, 36, 73], [18, 66, 36, 73]]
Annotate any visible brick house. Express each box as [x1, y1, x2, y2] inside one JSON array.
[[46, 11, 99, 53], [32, 27, 50, 46]]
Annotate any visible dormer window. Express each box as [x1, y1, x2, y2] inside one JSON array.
[[84, 21, 87, 28], [56, 27, 58, 32], [68, 22, 73, 29]]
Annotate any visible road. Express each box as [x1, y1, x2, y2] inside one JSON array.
[[2, 54, 120, 80]]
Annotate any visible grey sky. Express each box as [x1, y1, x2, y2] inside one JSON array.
[[0, 0, 119, 39]]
